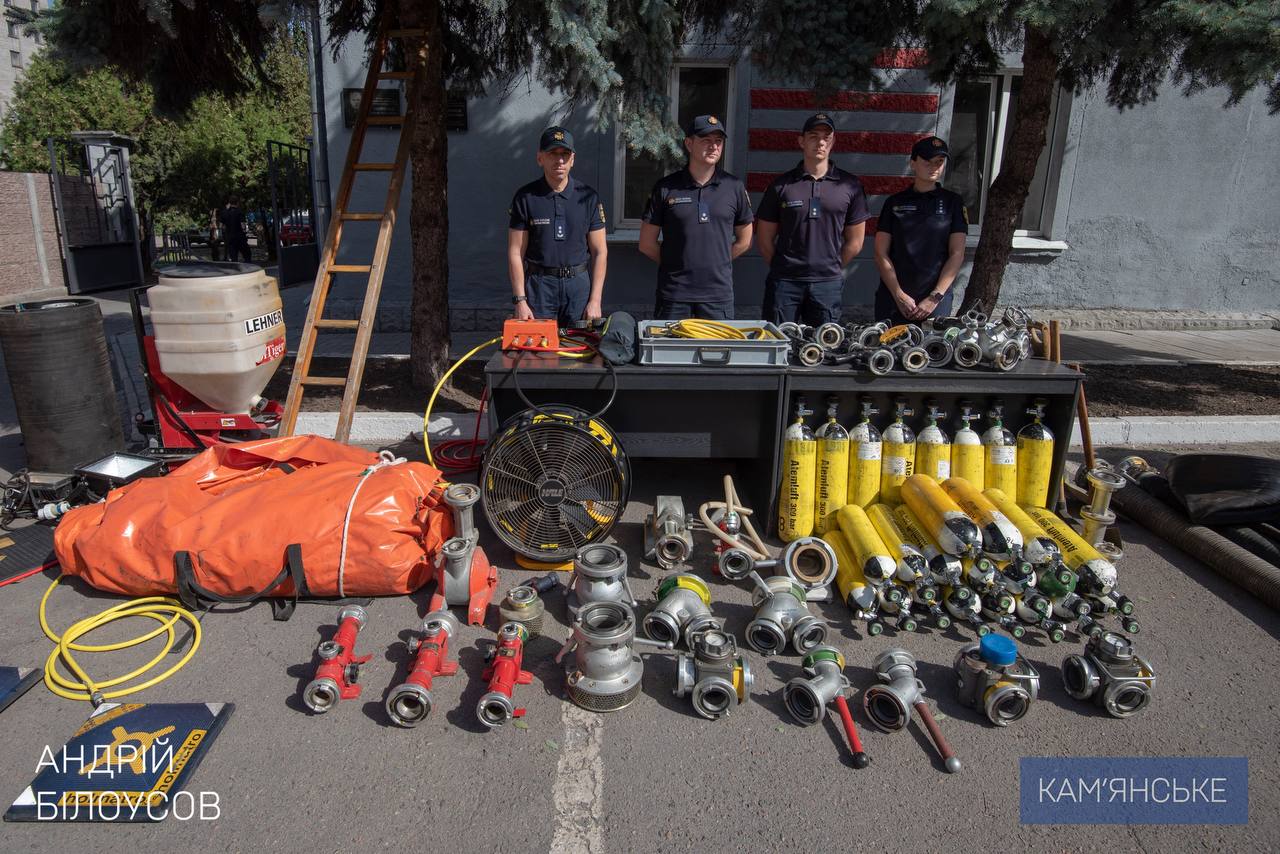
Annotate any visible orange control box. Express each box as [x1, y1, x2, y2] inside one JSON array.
[[502, 318, 560, 350]]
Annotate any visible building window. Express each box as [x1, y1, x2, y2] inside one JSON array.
[[6, 22, 16, 38], [614, 61, 734, 227], [948, 73, 1064, 235], [31, 0, 38, 11], [9, 50, 20, 68]]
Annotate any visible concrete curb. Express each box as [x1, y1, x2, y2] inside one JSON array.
[[296, 410, 1279, 449]]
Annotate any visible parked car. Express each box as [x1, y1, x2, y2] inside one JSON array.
[[279, 213, 314, 246]]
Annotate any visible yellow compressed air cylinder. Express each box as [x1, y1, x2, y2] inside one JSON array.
[[778, 398, 817, 542], [847, 404, 882, 508], [901, 474, 982, 557], [880, 401, 915, 504], [952, 405, 984, 490], [895, 504, 963, 585], [940, 476, 1024, 561], [983, 405, 1018, 501], [814, 399, 850, 535], [983, 487, 1061, 565], [1024, 506, 1119, 596], [823, 530, 879, 615], [834, 504, 896, 583], [868, 503, 928, 583], [915, 405, 951, 482], [1016, 400, 1055, 509]]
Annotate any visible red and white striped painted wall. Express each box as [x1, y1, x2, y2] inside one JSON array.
[[745, 49, 942, 237]]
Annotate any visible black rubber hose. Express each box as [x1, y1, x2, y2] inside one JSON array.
[[1111, 481, 1280, 611], [1212, 525, 1280, 568]]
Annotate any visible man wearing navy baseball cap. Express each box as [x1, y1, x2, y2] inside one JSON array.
[[873, 135, 968, 323], [638, 114, 754, 320], [507, 125, 608, 325], [755, 112, 871, 325]]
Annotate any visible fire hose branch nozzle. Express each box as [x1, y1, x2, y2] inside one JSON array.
[[304, 605, 372, 714], [477, 622, 533, 729], [863, 648, 960, 773], [387, 610, 460, 727]]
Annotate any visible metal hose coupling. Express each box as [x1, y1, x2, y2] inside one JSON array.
[[440, 482, 481, 595], [386, 610, 460, 727], [954, 634, 1040, 727], [1062, 631, 1155, 718], [815, 322, 845, 349], [674, 627, 752, 720], [863, 648, 961, 773], [901, 346, 929, 373], [643, 574, 719, 648], [746, 577, 828, 656], [644, 495, 695, 570], [567, 543, 637, 618], [1080, 465, 1125, 549], [797, 342, 825, 367], [784, 646, 848, 723], [304, 604, 372, 714], [780, 536, 838, 601], [499, 585, 547, 635], [559, 601, 673, 713]]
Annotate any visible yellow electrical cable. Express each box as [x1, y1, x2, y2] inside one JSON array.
[[39, 575, 202, 705], [423, 337, 502, 467], [650, 319, 779, 340]]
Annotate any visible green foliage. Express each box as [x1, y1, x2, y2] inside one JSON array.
[[0, 30, 311, 228]]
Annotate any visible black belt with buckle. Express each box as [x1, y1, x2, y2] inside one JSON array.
[[527, 262, 588, 278]]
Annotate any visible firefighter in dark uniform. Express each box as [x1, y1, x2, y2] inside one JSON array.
[[873, 136, 969, 324], [755, 113, 870, 325], [507, 126, 608, 326], [638, 115, 754, 320]]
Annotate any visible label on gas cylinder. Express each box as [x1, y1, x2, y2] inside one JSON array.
[[935, 460, 951, 480], [858, 443, 882, 461], [883, 456, 908, 476], [990, 446, 1016, 466]]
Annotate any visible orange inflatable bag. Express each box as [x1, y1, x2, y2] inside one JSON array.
[[54, 435, 454, 610]]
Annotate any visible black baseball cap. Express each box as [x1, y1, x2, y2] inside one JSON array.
[[686, 114, 727, 137], [539, 126, 575, 152], [911, 136, 949, 160], [802, 113, 836, 133]]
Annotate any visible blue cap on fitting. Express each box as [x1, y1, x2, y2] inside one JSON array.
[[980, 634, 1017, 667]]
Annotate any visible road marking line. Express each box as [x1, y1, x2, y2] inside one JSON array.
[[550, 702, 604, 853]]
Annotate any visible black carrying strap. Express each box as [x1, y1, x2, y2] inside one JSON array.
[[174, 544, 310, 622]]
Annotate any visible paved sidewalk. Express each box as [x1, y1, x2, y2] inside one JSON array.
[[1061, 327, 1280, 365]]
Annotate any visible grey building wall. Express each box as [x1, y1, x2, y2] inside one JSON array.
[[1000, 85, 1280, 311], [319, 31, 1279, 327]]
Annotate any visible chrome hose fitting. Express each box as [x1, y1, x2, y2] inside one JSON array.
[[901, 345, 929, 373], [815, 322, 845, 349], [674, 627, 752, 720], [798, 342, 825, 367], [863, 648, 923, 732], [643, 574, 719, 648], [1062, 631, 1155, 718], [440, 483, 483, 606], [783, 645, 849, 726], [644, 495, 695, 570], [954, 635, 1040, 726], [746, 578, 828, 656], [499, 585, 547, 635], [780, 536, 838, 602], [560, 601, 672, 713], [1080, 466, 1126, 549], [567, 543, 637, 618]]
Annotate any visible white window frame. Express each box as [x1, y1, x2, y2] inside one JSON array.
[[951, 69, 1067, 245], [611, 59, 736, 231]]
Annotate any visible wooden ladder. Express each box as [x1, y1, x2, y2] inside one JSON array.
[[278, 22, 426, 442]]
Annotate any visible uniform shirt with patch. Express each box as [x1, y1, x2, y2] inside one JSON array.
[[755, 162, 870, 281], [508, 176, 606, 268], [641, 168, 754, 302], [876, 185, 968, 298]]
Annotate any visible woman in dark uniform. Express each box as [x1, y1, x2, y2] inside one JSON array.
[[873, 137, 969, 324]]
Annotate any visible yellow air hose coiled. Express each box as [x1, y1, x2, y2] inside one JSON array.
[[40, 575, 202, 705], [651, 319, 779, 340]]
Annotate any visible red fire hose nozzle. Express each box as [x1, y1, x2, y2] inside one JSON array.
[[304, 605, 372, 713], [386, 610, 460, 727], [476, 622, 534, 728]]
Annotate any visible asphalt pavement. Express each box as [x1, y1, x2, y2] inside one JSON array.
[[0, 445, 1277, 850]]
